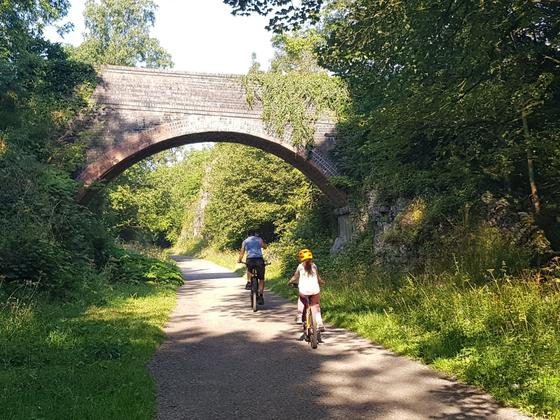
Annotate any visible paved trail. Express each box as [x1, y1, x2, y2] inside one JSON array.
[[148, 257, 528, 420]]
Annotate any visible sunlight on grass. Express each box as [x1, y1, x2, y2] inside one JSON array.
[[0, 279, 178, 420]]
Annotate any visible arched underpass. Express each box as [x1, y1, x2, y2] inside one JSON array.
[[76, 65, 351, 249]]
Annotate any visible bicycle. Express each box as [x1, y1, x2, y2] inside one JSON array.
[[289, 283, 321, 349], [241, 261, 268, 312]]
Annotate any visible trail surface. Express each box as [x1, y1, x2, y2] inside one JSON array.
[[148, 257, 528, 420]]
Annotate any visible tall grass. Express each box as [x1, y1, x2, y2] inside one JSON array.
[[0, 258, 180, 419], [318, 269, 559, 418]]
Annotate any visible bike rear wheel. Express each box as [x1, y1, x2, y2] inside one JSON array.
[[252, 291, 258, 312], [251, 271, 259, 312], [304, 306, 317, 348], [310, 314, 318, 349]]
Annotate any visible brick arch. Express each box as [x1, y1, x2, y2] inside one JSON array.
[[77, 65, 350, 249], [77, 120, 346, 207]]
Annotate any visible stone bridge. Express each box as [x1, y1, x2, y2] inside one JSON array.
[[78, 65, 350, 248]]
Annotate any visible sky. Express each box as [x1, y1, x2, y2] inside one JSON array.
[[45, 0, 276, 74]]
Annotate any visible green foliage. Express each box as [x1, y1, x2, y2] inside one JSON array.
[[0, 130, 94, 293], [195, 143, 335, 250], [106, 148, 210, 246], [103, 247, 183, 285], [0, 274, 177, 419], [425, 223, 532, 280], [243, 31, 348, 147], [0, 0, 71, 96], [326, 175, 357, 193], [320, 0, 560, 241], [0, 0, 108, 293], [0, 150, 107, 292], [73, 0, 173, 68], [329, 270, 560, 418], [224, 0, 324, 32]]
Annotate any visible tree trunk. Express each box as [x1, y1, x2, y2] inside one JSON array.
[[522, 109, 541, 215]]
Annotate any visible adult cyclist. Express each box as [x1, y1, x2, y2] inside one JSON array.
[[237, 232, 267, 304]]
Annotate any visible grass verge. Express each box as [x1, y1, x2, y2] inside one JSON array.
[[0, 259, 180, 419], [318, 273, 559, 419]]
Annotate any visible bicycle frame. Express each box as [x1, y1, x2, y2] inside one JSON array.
[[242, 261, 263, 312]]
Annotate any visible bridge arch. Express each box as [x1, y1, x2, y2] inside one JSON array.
[[77, 117, 346, 208], [77, 66, 351, 249]]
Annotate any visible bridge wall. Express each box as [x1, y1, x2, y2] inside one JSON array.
[[82, 66, 340, 180], [77, 66, 350, 245]]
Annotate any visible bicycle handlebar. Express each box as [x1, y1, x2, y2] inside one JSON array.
[[238, 260, 271, 266]]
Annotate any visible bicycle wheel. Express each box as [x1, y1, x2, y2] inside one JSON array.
[[302, 307, 310, 344], [310, 310, 318, 349], [251, 272, 258, 312], [252, 290, 258, 312]]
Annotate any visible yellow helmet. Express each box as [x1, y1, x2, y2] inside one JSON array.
[[298, 248, 313, 262]]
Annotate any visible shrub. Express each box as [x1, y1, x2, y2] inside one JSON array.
[[103, 248, 183, 286]]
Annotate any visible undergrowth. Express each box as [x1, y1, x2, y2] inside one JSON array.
[[0, 249, 182, 420]]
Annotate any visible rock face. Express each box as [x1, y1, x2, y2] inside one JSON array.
[[351, 189, 553, 269], [350, 189, 416, 267], [481, 193, 552, 261]]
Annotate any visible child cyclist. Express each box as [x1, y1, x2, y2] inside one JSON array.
[[287, 248, 325, 333]]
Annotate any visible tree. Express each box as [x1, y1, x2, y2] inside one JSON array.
[[319, 1, 560, 215], [1, 0, 72, 98], [0, 0, 108, 291], [106, 149, 210, 245], [192, 143, 331, 250], [223, 0, 324, 32], [73, 0, 173, 68], [226, 0, 560, 249]]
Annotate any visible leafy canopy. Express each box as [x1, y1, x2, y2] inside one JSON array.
[[320, 1, 560, 216], [73, 0, 173, 68], [0, 0, 107, 291], [243, 30, 348, 147], [106, 149, 210, 246], [223, 0, 324, 32]]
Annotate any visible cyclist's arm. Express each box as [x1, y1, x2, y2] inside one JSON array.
[[237, 245, 245, 263], [288, 268, 300, 285], [260, 238, 268, 249]]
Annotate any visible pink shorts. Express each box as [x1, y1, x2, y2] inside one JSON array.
[[299, 293, 320, 308]]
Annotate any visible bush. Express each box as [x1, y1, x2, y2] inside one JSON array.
[[0, 151, 110, 293], [103, 248, 183, 286]]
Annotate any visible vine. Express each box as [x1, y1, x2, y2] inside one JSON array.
[[241, 68, 348, 148]]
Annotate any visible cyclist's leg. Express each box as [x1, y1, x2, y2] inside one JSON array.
[[246, 260, 257, 290], [254, 259, 264, 305], [309, 293, 324, 330], [298, 294, 310, 341], [295, 296, 304, 323], [299, 294, 309, 331], [256, 258, 265, 295]]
